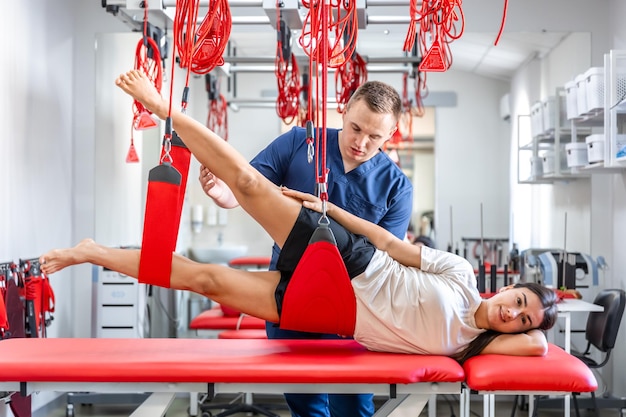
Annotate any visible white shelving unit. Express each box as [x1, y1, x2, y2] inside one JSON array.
[[579, 49, 626, 172], [518, 88, 591, 184], [519, 49, 626, 180]]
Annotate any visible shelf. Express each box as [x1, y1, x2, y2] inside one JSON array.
[[519, 177, 554, 184], [578, 161, 625, 173], [519, 141, 553, 151], [569, 111, 604, 127]]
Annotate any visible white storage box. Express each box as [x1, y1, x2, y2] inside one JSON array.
[[575, 73, 587, 117], [530, 156, 543, 178], [584, 67, 604, 114], [530, 101, 544, 137], [586, 134, 605, 163], [542, 151, 555, 174], [565, 80, 578, 120], [542, 95, 567, 133], [565, 142, 588, 167]]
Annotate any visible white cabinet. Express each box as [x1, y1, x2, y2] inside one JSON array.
[[91, 265, 146, 338]]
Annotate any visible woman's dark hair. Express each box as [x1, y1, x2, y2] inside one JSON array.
[[454, 282, 558, 364], [412, 235, 435, 249]]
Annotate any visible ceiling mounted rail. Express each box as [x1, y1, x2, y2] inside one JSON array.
[[161, 0, 411, 6], [228, 65, 409, 73], [222, 55, 419, 64]]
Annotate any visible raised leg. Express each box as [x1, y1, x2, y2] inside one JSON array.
[[115, 70, 300, 249], [40, 239, 281, 322]]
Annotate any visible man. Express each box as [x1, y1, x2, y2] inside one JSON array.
[[200, 80, 413, 417]]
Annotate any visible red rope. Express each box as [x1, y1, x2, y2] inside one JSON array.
[[207, 93, 229, 141], [132, 3, 162, 129], [335, 52, 367, 114], [403, 0, 464, 71], [493, 0, 509, 45], [275, 7, 302, 125], [299, 0, 358, 69], [298, 0, 361, 203], [174, 0, 232, 76]]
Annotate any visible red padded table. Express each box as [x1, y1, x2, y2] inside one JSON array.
[[218, 329, 268, 339], [462, 344, 597, 417], [0, 338, 464, 417], [189, 307, 266, 331], [228, 257, 271, 269]]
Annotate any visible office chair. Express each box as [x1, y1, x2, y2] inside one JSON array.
[[534, 288, 626, 417]]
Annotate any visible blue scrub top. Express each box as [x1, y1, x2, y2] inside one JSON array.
[[251, 126, 413, 268]]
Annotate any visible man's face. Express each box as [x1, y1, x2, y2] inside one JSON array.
[[339, 99, 397, 169]]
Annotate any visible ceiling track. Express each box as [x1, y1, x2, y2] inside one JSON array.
[[161, 0, 412, 7]]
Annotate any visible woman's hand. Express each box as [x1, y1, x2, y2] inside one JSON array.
[[281, 187, 324, 213]]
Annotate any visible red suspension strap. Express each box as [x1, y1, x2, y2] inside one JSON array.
[[138, 0, 232, 287], [403, 0, 464, 72], [19, 259, 55, 338], [279, 0, 357, 336]]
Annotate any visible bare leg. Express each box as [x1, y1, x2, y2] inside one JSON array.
[[115, 70, 300, 248], [40, 239, 280, 322]]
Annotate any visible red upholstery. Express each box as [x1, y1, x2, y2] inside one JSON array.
[[463, 344, 597, 392], [228, 257, 271, 269], [220, 305, 242, 317], [189, 307, 265, 330], [218, 329, 268, 339], [280, 241, 356, 336], [0, 338, 465, 385]]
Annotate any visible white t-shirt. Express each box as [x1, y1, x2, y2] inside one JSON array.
[[352, 246, 485, 355]]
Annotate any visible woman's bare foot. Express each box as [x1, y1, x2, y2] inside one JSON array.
[[40, 239, 101, 275], [115, 70, 168, 119]]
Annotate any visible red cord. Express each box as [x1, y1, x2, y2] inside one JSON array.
[[132, 3, 162, 128], [403, 0, 464, 71], [275, 6, 302, 125], [174, 0, 232, 75], [493, 0, 509, 45], [299, 0, 358, 69], [335, 52, 367, 113], [207, 93, 229, 141]]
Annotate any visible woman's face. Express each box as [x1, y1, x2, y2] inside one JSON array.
[[484, 286, 545, 333]]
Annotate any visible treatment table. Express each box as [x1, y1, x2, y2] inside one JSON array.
[[0, 338, 465, 417]]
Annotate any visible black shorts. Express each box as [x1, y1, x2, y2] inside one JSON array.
[[274, 207, 376, 316]]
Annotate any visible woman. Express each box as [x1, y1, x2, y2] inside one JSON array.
[[41, 70, 558, 362]]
